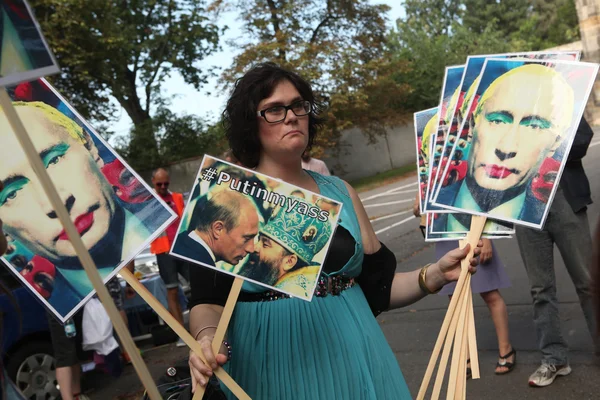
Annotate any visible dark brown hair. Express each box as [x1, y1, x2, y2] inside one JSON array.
[[223, 62, 325, 168]]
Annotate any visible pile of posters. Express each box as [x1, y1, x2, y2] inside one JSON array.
[[414, 50, 598, 239]]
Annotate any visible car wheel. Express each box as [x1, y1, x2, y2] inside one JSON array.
[[6, 341, 59, 400]]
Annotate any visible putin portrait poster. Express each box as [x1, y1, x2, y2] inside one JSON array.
[[0, 0, 59, 87], [0, 79, 176, 322], [171, 155, 343, 301], [433, 59, 598, 229]]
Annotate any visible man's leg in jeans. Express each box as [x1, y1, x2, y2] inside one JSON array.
[[549, 191, 596, 344], [516, 221, 569, 365]]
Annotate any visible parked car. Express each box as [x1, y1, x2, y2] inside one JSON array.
[[0, 246, 190, 399], [0, 267, 60, 400]]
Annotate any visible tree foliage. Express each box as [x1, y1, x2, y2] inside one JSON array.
[[30, 0, 222, 169], [393, 0, 581, 112], [219, 0, 412, 152]]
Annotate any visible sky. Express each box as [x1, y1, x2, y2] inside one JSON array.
[[109, 1, 405, 142]]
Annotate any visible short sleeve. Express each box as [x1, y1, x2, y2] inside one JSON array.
[[188, 265, 234, 308]]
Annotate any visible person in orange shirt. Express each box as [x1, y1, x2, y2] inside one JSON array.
[[150, 168, 189, 346]]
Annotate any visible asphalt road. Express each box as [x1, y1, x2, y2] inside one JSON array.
[[89, 131, 600, 399]]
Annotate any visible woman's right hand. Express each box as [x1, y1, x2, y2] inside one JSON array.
[[189, 335, 229, 393]]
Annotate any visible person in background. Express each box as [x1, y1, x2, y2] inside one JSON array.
[[516, 117, 596, 387], [301, 150, 331, 175], [48, 261, 133, 400], [593, 217, 600, 341], [150, 168, 189, 346]]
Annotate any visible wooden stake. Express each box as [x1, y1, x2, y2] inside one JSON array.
[[417, 216, 486, 400], [455, 289, 470, 400], [466, 288, 480, 379], [192, 277, 244, 400], [0, 90, 162, 400], [121, 270, 251, 399], [431, 272, 468, 400], [213, 277, 243, 353], [446, 274, 470, 400]]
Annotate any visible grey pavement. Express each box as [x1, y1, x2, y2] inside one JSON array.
[[88, 132, 600, 399]]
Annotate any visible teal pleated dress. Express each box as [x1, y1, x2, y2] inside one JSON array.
[[222, 172, 412, 399]]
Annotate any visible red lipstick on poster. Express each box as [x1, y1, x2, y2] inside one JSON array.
[[58, 212, 95, 241], [484, 165, 514, 179]]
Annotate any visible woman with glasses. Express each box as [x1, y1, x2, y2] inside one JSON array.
[[187, 62, 482, 399]]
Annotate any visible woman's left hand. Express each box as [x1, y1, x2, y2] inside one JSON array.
[[430, 242, 482, 287]]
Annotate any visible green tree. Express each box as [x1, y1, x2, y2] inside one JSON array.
[[462, 0, 532, 38], [30, 0, 222, 169], [392, 0, 510, 111], [219, 0, 412, 151], [392, 0, 581, 111], [462, 0, 580, 50]]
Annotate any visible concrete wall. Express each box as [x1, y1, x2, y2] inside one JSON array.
[[321, 124, 416, 181]]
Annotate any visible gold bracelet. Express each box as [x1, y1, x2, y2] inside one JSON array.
[[418, 263, 441, 295], [194, 325, 218, 341]]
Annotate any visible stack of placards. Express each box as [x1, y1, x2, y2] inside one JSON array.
[[413, 50, 598, 399]]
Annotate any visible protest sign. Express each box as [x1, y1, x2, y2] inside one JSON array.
[[0, 78, 176, 322], [424, 65, 464, 212], [431, 51, 581, 202], [433, 58, 598, 229], [171, 155, 342, 301], [414, 106, 438, 214], [0, 0, 59, 86]]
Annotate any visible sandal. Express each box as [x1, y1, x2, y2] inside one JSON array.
[[466, 358, 472, 380], [495, 348, 517, 375]]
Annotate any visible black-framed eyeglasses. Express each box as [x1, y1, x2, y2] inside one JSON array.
[[156, 182, 169, 187], [257, 100, 312, 123]]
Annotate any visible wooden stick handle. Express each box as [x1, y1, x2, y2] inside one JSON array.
[[213, 277, 243, 353], [446, 274, 471, 400], [467, 287, 480, 379], [121, 270, 251, 399], [455, 286, 470, 400], [0, 90, 162, 400], [417, 217, 486, 400], [431, 272, 468, 400], [192, 277, 244, 400]]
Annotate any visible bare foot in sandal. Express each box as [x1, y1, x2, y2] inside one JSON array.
[[495, 347, 516, 375]]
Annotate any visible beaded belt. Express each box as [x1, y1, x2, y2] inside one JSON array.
[[239, 274, 355, 302]]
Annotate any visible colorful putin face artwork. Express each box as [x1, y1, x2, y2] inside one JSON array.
[[0, 0, 59, 86], [414, 107, 438, 214], [423, 65, 464, 213], [0, 78, 176, 322], [171, 155, 342, 301], [430, 51, 581, 202], [433, 59, 598, 229]]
